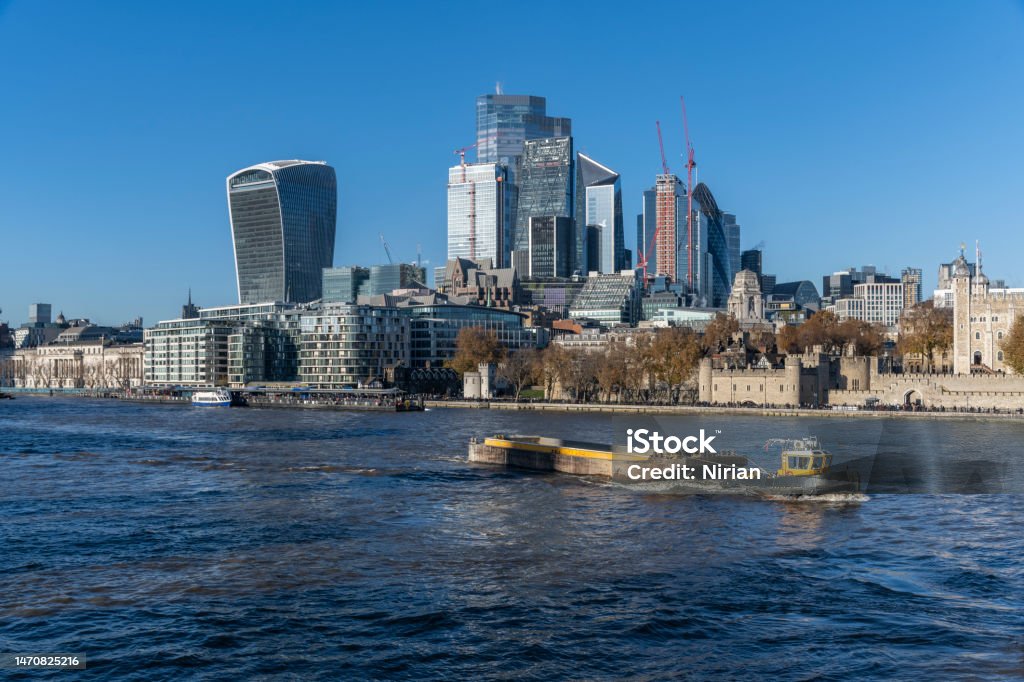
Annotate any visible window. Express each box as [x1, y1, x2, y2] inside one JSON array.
[[997, 331, 1003, 339], [998, 351, 1004, 361], [975, 332, 981, 340]]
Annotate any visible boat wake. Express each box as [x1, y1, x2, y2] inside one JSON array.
[[762, 492, 870, 504]]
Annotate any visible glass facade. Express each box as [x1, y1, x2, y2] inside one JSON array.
[[447, 163, 510, 266], [680, 182, 734, 308], [399, 304, 539, 368], [569, 272, 641, 326], [636, 188, 657, 275], [228, 160, 337, 304], [514, 137, 574, 265], [526, 216, 572, 278], [575, 153, 623, 274], [475, 94, 571, 181], [366, 264, 427, 297], [322, 266, 370, 304]]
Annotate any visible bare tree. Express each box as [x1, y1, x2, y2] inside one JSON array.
[[497, 348, 539, 401]]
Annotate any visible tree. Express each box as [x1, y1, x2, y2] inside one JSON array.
[[798, 310, 843, 353], [649, 327, 702, 402], [539, 343, 567, 399], [1000, 316, 1024, 374], [596, 341, 630, 403], [447, 327, 505, 376], [701, 313, 740, 353], [837, 319, 886, 357], [561, 347, 598, 403], [898, 301, 953, 371], [776, 325, 801, 354], [497, 348, 539, 401]]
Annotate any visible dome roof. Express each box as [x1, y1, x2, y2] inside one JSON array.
[[952, 255, 971, 277]]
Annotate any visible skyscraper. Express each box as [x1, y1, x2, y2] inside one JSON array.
[[514, 137, 574, 268], [654, 174, 685, 281], [682, 182, 734, 307], [447, 162, 511, 267], [636, 188, 657, 276], [475, 93, 571, 178], [523, 216, 573, 278], [575, 153, 624, 274], [722, 212, 741, 286], [227, 160, 337, 304], [740, 249, 762, 276]]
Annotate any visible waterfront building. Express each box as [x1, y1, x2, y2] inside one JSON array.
[[399, 304, 542, 369], [299, 304, 411, 389], [145, 318, 235, 386], [569, 271, 642, 327], [513, 137, 575, 267], [514, 216, 573, 278], [10, 341, 143, 390], [575, 153, 624, 274], [447, 161, 512, 267], [322, 266, 369, 304], [227, 160, 337, 304], [901, 267, 923, 310]]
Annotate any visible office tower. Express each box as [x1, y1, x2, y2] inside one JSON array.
[[740, 249, 762, 276], [227, 160, 337, 304], [447, 162, 511, 267], [367, 264, 427, 296], [475, 93, 571, 179], [28, 303, 51, 325], [636, 188, 657, 275], [654, 174, 685, 281], [523, 216, 573, 278], [760, 274, 777, 296], [514, 137, 574, 267], [901, 267, 923, 310], [322, 266, 370, 304], [575, 153, 624, 274], [722, 212, 741, 285], [680, 182, 733, 307], [585, 225, 601, 273]]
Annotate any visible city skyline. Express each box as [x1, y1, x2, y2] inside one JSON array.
[[1, 2, 1023, 325]]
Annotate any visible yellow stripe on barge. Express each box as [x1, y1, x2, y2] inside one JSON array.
[[469, 435, 646, 477]]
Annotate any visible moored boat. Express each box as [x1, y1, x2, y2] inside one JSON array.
[[191, 389, 232, 407]]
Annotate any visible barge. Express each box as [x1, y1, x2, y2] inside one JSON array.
[[469, 435, 862, 497]]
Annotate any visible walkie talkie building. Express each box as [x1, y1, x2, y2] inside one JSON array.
[[227, 160, 337, 304]]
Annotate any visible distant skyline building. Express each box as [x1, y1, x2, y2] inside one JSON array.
[[901, 267, 923, 310], [637, 188, 657, 276], [740, 248, 762, 276], [322, 266, 370, 304], [475, 93, 571, 178], [518, 216, 573, 278], [447, 162, 511, 267], [723, 213, 741, 286], [514, 137, 575, 268], [227, 160, 337, 304], [365, 264, 427, 297], [28, 303, 51, 325], [575, 153, 624, 274], [653, 174, 685, 282], [683, 182, 735, 308]]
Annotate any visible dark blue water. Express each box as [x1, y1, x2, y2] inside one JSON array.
[[1, 399, 1022, 680]]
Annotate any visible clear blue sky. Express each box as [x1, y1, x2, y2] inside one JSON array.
[[1, 0, 1022, 326]]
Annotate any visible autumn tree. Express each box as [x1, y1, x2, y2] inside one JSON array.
[[838, 319, 886, 357], [798, 310, 843, 353], [447, 327, 505, 376], [539, 343, 567, 399], [497, 348, 539, 401], [595, 341, 630, 403], [1000, 316, 1024, 374], [649, 327, 702, 402], [776, 325, 801, 354], [898, 301, 953, 371], [561, 347, 598, 403], [701, 313, 740, 353]]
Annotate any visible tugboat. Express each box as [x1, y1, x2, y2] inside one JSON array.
[[191, 389, 233, 407]]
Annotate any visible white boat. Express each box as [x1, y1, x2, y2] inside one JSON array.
[[191, 389, 232, 407]]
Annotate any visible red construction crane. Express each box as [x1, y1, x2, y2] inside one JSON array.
[[681, 96, 696, 289], [638, 122, 672, 280], [656, 120, 670, 175]]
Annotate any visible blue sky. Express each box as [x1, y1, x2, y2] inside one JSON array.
[[1, 0, 1022, 326]]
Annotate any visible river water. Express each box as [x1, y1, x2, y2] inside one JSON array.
[[1, 398, 1022, 680]]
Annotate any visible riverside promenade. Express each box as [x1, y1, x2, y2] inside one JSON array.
[[426, 399, 1024, 421]]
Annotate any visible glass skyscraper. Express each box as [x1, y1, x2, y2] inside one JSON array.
[[636, 188, 657, 276], [576, 153, 623, 274], [514, 137, 574, 269], [447, 162, 511, 266], [227, 160, 337, 304], [682, 182, 734, 308], [475, 93, 571, 177]]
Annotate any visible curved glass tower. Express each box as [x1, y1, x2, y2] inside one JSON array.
[[227, 160, 337, 304]]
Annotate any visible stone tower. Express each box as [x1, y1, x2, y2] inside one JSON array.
[[951, 247, 973, 374]]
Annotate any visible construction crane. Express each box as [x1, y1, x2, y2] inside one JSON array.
[[453, 142, 478, 180], [451, 142, 479, 259], [637, 122, 672, 280], [379, 233, 394, 264], [681, 96, 696, 289]]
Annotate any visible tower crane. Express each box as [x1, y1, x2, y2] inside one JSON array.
[[379, 233, 394, 264], [681, 95, 696, 289]]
